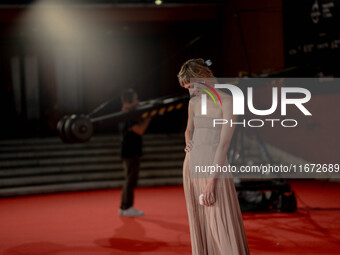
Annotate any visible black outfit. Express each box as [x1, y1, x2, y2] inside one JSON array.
[[118, 119, 143, 210]]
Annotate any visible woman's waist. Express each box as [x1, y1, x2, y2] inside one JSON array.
[[191, 140, 219, 146], [192, 131, 221, 145]]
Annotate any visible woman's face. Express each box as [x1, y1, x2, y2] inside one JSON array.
[[182, 83, 191, 89]]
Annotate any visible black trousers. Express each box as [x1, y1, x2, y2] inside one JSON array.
[[120, 155, 140, 209]]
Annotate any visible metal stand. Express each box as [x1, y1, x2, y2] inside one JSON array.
[[228, 115, 274, 166]]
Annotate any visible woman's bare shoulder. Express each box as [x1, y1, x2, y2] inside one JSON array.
[[189, 96, 200, 105], [218, 90, 232, 102]]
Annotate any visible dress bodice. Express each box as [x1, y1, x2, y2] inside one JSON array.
[[193, 116, 221, 129], [192, 116, 221, 146]]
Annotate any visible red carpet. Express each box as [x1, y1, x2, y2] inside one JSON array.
[[0, 180, 339, 255]]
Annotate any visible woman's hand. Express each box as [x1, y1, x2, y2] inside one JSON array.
[[202, 179, 217, 206], [184, 140, 193, 153]]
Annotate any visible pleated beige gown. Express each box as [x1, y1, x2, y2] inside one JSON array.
[[183, 116, 250, 255]]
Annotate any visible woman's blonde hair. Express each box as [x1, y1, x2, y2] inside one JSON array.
[[177, 58, 214, 86]]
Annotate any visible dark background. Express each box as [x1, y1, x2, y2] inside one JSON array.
[[0, 0, 339, 163]]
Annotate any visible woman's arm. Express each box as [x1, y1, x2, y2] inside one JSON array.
[[184, 101, 194, 153], [202, 96, 237, 206], [211, 97, 237, 173]]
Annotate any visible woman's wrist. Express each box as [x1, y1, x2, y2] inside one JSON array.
[[208, 178, 217, 185]]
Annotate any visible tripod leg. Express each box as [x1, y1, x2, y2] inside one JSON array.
[[255, 130, 274, 164], [240, 124, 245, 164], [228, 124, 239, 165]]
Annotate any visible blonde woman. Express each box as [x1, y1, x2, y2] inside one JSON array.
[[178, 59, 249, 255]]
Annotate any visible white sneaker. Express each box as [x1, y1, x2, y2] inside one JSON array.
[[118, 207, 144, 217]]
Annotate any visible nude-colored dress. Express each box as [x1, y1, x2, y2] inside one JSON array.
[[183, 114, 250, 255]]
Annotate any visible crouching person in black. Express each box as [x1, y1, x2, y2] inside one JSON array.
[[118, 89, 152, 217]]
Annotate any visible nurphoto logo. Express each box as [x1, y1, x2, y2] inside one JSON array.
[[195, 79, 312, 128]]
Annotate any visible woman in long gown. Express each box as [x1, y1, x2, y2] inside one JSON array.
[[178, 59, 250, 255]]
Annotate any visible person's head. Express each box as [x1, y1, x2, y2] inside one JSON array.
[[121, 89, 138, 110], [177, 58, 214, 89]]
